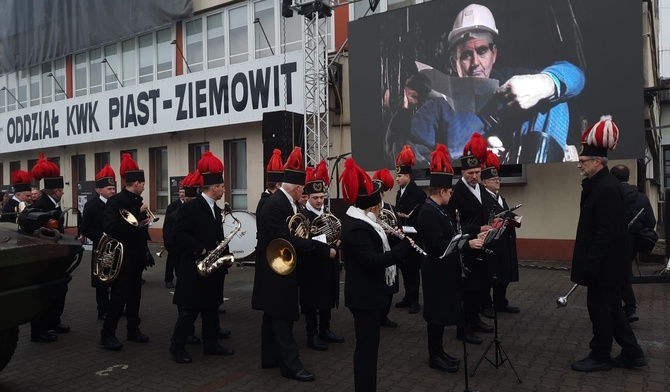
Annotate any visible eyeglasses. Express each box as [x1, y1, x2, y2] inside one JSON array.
[[578, 158, 595, 165]]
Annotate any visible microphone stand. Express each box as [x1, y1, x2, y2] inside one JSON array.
[[327, 152, 351, 199]]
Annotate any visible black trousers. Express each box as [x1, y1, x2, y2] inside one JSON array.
[[586, 285, 644, 361], [165, 252, 177, 283], [399, 251, 421, 304], [261, 313, 303, 376], [96, 286, 110, 315], [102, 268, 143, 336], [621, 256, 636, 313], [31, 280, 68, 336], [350, 309, 381, 392], [304, 308, 332, 337], [463, 287, 486, 325], [380, 294, 393, 321], [171, 306, 218, 350], [481, 283, 510, 309], [426, 323, 446, 358]]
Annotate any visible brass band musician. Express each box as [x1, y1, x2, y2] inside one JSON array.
[[0, 170, 32, 222]]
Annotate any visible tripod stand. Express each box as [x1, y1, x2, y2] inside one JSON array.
[[469, 274, 522, 383]]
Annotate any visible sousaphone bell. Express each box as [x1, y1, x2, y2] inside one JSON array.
[[266, 238, 297, 275]]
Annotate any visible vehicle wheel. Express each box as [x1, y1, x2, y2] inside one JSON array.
[[0, 327, 19, 373]]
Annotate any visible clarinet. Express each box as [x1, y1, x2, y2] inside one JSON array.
[[367, 212, 428, 256], [455, 209, 462, 235]]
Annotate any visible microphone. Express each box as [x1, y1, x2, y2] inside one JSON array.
[[326, 152, 352, 161]]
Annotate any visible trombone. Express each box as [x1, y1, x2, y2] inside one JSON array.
[[145, 207, 160, 222]]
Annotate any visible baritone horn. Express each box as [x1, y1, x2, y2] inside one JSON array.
[[94, 208, 138, 283], [267, 238, 297, 275], [556, 283, 578, 308]]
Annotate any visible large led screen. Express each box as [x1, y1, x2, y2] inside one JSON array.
[[349, 0, 643, 169]]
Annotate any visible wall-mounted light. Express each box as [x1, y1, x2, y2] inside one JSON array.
[[101, 58, 124, 87], [171, 40, 192, 73], [253, 18, 275, 56], [1, 86, 24, 108]]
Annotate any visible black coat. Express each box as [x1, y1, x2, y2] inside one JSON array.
[[417, 200, 463, 326], [165, 199, 184, 220], [0, 197, 20, 222], [446, 179, 488, 289], [103, 189, 150, 273], [173, 194, 228, 309], [81, 195, 106, 287], [255, 190, 271, 239], [252, 189, 332, 321], [30, 192, 60, 212], [571, 168, 630, 287], [480, 189, 519, 285], [395, 180, 426, 232], [298, 208, 340, 311], [620, 182, 656, 255], [342, 213, 411, 310]]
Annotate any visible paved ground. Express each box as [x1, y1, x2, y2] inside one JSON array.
[[1, 246, 669, 392]]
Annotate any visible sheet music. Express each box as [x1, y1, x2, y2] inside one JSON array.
[[440, 233, 470, 259], [402, 226, 417, 234]]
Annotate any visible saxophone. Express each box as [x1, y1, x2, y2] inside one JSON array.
[[196, 206, 240, 277]]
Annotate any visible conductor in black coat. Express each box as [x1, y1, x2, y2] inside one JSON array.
[[394, 146, 427, 314], [479, 160, 520, 315], [170, 160, 234, 364], [251, 148, 336, 382], [299, 177, 344, 351], [340, 160, 413, 392], [569, 117, 645, 372], [100, 157, 152, 351], [81, 165, 117, 321], [417, 144, 487, 373]]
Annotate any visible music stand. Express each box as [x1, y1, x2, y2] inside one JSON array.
[[469, 270, 522, 383]]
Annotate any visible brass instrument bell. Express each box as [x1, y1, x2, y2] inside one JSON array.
[[266, 238, 297, 275]]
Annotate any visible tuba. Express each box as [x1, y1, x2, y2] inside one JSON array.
[[93, 208, 138, 283], [196, 209, 240, 277]]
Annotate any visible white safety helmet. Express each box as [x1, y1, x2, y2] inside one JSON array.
[[447, 4, 498, 50]]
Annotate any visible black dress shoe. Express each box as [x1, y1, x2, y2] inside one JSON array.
[[626, 312, 639, 323], [395, 300, 410, 308], [100, 335, 123, 350], [165, 281, 175, 289], [380, 318, 398, 328], [456, 331, 482, 345], [611, 354, 647, 368], [409, 303, 421, 314], [186, 335, 201, 345], [127, 330, 149, 342], [480, 307, 495, 319], [471, 320, 494, 333], [571, 357, 612, 372], [97, 313, 107, 321], [496, 305, 520, 314], [31, 332, 58, 343], [217, 329, 231, 339], [442, 351, 460, 366], [204, 344, 234, 356], [283, 369, 315, 382], [429, 355, 459, 373], [50, 323, 70, 333], [307, 335, 328, 351], [320, 329, 345, 343], [169, 347, 192, 364]]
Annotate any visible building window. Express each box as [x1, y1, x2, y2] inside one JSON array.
[[74, 53, 87, 97], [207, 12, 226, 69], [122, 39, 137, 87], [27, 159, 39, 187], [186, 19, 204, 72], [95, 152, 111, 174], [188, 143, 209, 172], [664, 146, 670, 188], [71, 155, 87, 183], [29, 66, 40, 107], [10, 161, 21, 175], [90, 48, 103, 94], [18, 69, 28, 108], [53, 58, 66, 101], [254, 0, 275, 58], [229, 5, 249, 64], [138, 33, 154, 84], [104, 44, 120, 90], [226, 139, 247, 209], [150, 147, 168, 212], [0, 76, 5, 113], [280, 12, 301, 53], [156, 28, 173, 80]]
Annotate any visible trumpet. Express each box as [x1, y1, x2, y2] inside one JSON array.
[[156, 246, 166, 258], [145, 207, 160, 223], [368, 212, 428, 256], [556, 283, 578, 308]]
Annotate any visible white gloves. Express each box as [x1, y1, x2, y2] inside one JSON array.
[[497, 73, 556, 110]]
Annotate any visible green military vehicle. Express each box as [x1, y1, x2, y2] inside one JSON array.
[[0, 215, 83, 373]]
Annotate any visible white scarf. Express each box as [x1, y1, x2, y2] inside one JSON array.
[[461, 177, 481, 204], [345, 206, 396, 286]]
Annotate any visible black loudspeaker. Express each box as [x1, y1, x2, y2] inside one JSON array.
[[282, 0, 293, 17], [262, 111, 304, 183]]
